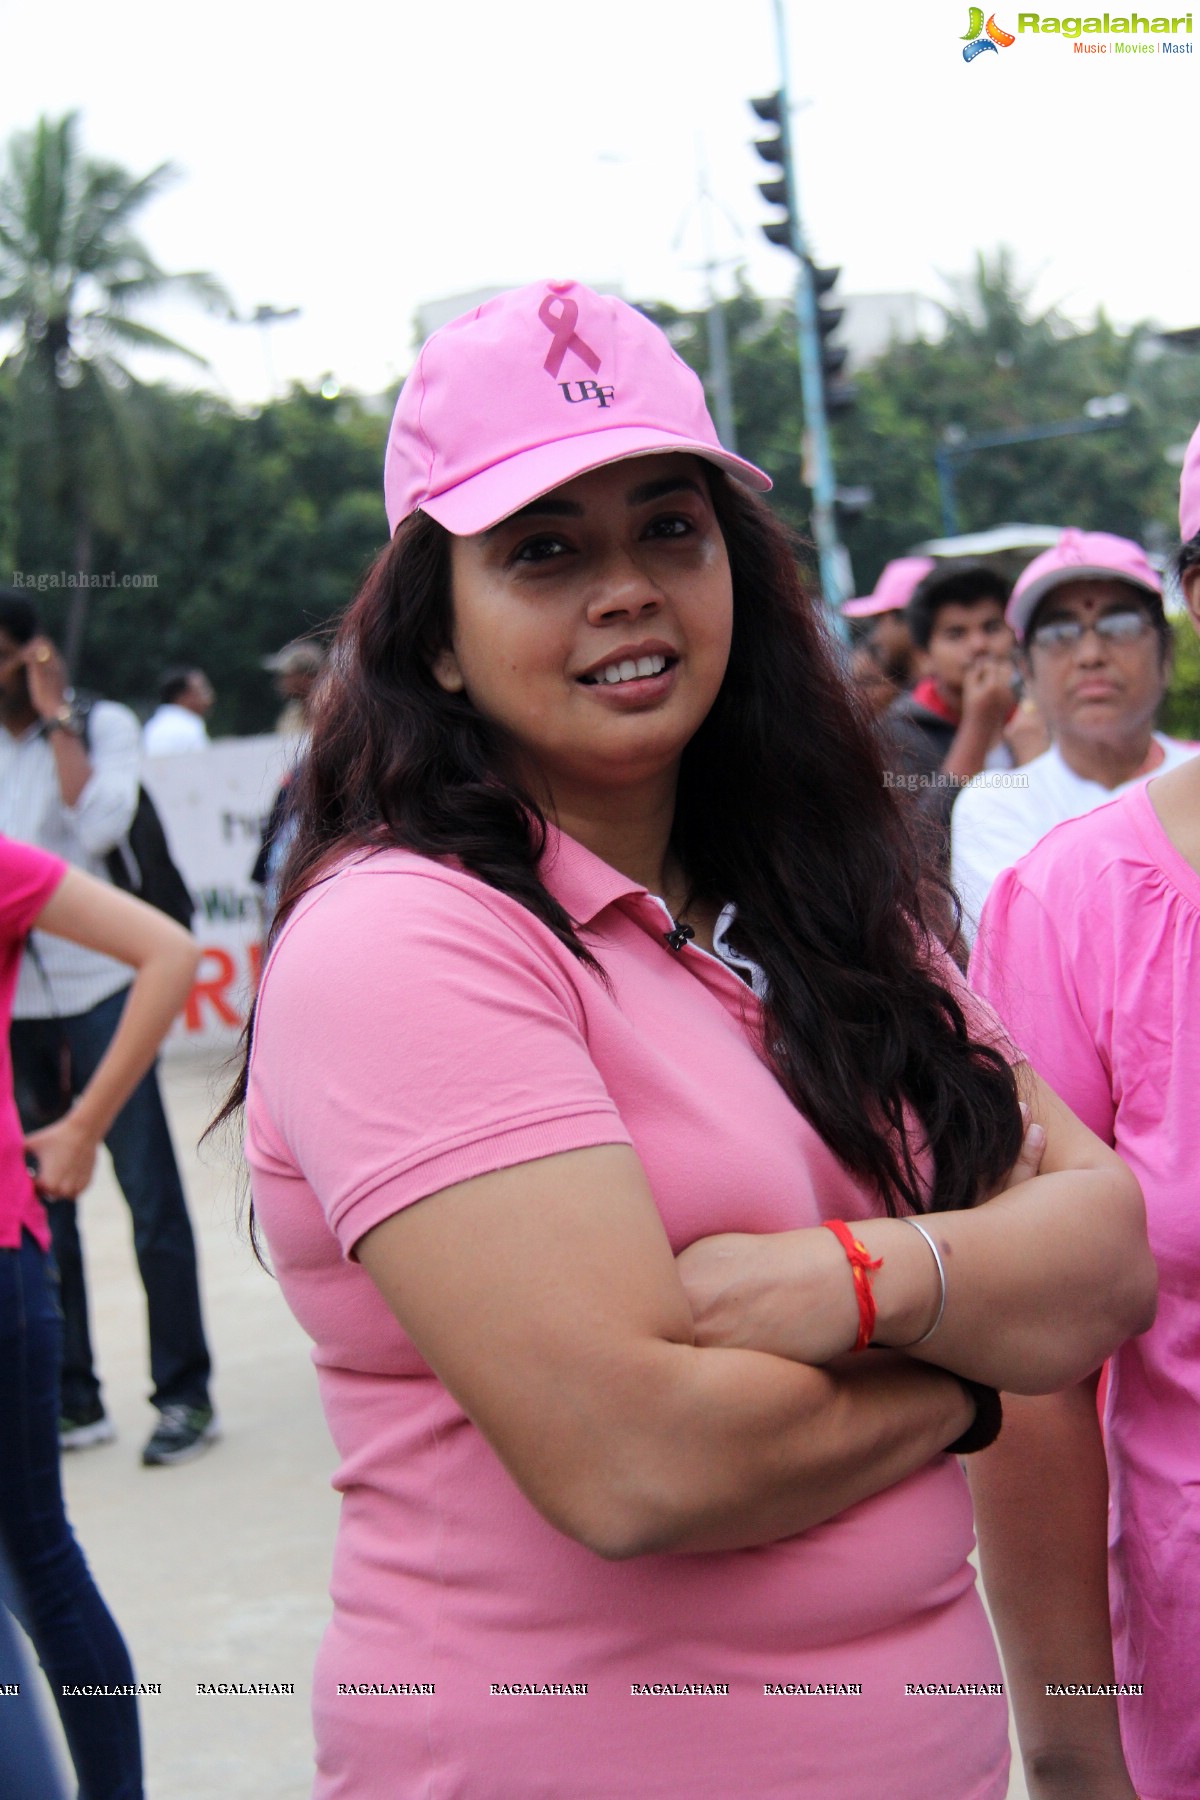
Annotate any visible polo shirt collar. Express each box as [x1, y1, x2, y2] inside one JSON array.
[[539, 823, 649, 927]]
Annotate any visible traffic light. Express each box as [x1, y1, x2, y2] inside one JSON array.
[[809, 261, 856, 416], [750, 93, 795, 252]]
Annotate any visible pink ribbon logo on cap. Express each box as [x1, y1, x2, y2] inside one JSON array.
[[538, 294, 602, 380]]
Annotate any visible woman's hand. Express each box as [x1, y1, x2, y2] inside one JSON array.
[[24, 1113, 99, 1201], [676, 1226, 860, 1364], [676, 1093, 1156, 1397], [678, 1104, 1050, 1365]]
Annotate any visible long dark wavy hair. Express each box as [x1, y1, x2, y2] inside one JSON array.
[[221, 473, 1022, 1218]]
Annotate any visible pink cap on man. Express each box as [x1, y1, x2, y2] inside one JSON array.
[[1181, 420, 1200, 542], [840, 557, 935, 620], [383, 280, 771, 536], [1007, 528, 1162, 643]]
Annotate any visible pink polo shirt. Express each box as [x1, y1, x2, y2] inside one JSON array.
[[971, 782, 1200, 1800], [1, 836, 66, 1252], [246, 829, 1010, 1800]]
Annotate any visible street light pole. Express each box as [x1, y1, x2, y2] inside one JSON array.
[[935, 400, 1132, 537], [767, 0, 848, 615]]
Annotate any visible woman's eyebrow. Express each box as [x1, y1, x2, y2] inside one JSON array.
[[481, 476, 705, 538], [626, 477, 706, 506], [482, 497, 584, 537]]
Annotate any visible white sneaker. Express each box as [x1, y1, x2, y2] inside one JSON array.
[[59, 1411, 117, 1451]]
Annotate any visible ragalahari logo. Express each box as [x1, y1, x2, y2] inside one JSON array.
[[962, 8, 1017, 56]]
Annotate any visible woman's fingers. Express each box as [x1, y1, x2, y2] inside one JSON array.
[[1003, 1103, 1047, 1191], [22, 1120, 96, 1200]]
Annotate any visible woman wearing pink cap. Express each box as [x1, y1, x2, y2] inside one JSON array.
[[969, 430, 1200, 1800], [228, 281, 1154, 1799]]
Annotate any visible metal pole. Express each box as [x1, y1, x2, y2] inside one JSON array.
[[935, 446, 960, 537], [697, 162, 738, 452], [934, 412, 1128, 537], [770, 0, 847, 615], [704, 292, 737, 453]]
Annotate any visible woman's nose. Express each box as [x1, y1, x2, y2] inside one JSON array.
[[586, 551, 664, 623]]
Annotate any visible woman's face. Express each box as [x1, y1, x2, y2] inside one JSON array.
[[436, 454, 733, 811]]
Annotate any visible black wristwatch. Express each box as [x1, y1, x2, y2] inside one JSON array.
[[947, 1379, 1003, 1455], [39, 703, 84, 739]]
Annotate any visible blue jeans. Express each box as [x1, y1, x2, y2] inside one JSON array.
[[0, 1230, 143, 1798], [10, 987, 212, 1418]]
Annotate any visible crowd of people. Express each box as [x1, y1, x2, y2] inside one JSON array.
[[0, 277, 1197, 1800]]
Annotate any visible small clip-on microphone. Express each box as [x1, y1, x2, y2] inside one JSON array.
[[664, 920, 695, 952]]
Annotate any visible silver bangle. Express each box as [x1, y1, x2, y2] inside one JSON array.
[[901, 1216, 947, 1347]]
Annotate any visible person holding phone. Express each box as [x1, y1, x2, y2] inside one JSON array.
[[233, 282, 1154, 1799]]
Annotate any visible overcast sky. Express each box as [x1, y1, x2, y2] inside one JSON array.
[[3, 0, 1195, 405]]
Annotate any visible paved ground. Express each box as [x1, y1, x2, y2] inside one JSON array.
[[24, 1049, 1030, 1798], [32, 1051, 336, 1799]]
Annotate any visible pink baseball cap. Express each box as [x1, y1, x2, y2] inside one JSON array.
[[383, 279, 771, 536], [1007, 528, 1162, 642], [841, 556, 935, 619], [1181, 419, 1200, 542]]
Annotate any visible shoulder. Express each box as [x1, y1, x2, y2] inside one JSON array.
[[0, 836, 67, 937], [264, 849, 586, 1016], [1157, 733, 1199, 772], [977, 792, 1151, 981], [0, 835, 66, 893], [953, 749, 1062, 842], [276, 848, 558, 942], [1006, 787, 1148, 902], [87, 698, 141, 751]]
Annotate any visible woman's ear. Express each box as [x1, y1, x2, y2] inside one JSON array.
[[431, 646, 465, 694]]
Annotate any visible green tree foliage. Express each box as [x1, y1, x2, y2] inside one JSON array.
[[835, 252, 1200, 586], [0, 112, 227, 664], [15, 380, 390, 734], [1163, 615, 1200, 742]]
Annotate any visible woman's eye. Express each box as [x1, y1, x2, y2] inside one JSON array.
[[511, 535, 568, 564], [645, 514, 692, 540]]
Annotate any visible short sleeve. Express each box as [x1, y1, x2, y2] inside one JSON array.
[[246, 861, 633, 1255], [970, 866, 1116, 1143], [74, 701, 140, 856], [0, 836, 67, 939]]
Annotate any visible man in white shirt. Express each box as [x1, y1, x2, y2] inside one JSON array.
[[142, 667, 214, 756], [0, 595, 215, 1466], [952, 530, 1195, 941]]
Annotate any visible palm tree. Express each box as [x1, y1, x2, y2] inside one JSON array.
[[0, 111, 229, 666]]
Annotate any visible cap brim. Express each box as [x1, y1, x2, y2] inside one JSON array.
[[415, 427, 771, 536], [841, 595, 902, 618], [1008, 565, 1162, 640]]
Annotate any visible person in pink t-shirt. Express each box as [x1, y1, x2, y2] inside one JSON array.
[[968, 428, 1200, 1800], [232, 282, 1155, 1800], [0, 833, 199, 1799]]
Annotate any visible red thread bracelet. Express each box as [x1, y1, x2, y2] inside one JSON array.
[[822, 1219, 884, 1353]]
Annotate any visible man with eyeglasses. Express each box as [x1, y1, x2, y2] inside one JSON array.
[[951, 529, 1195, 940]]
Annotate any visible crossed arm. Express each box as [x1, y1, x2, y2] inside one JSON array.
[[355, 1066, 1153, 1563]]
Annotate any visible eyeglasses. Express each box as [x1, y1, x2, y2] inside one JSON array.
[[1028, 610, 1152, 655]]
